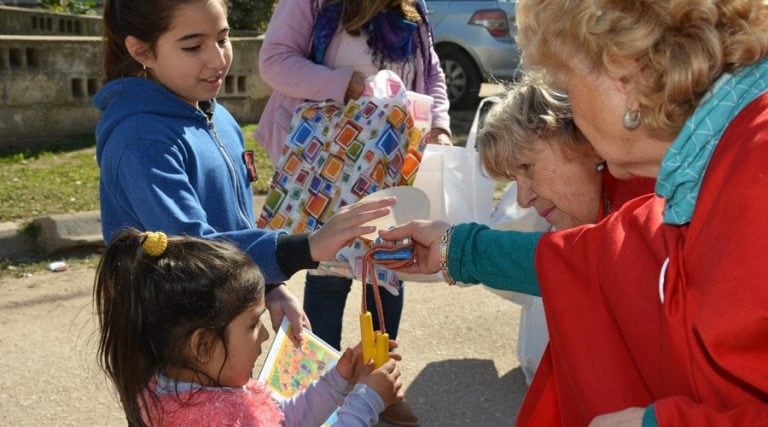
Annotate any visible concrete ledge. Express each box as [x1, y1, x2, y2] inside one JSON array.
[[0, 221, 36, 259], [34, 211, 103, 252], [1, 196, 267, 261]]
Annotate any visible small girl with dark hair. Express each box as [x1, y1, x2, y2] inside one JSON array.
[[95, 229, 403, 426]]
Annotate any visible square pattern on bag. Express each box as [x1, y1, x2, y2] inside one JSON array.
[[258, 71, 433, 233]]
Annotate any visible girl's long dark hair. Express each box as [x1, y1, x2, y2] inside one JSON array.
[[94, 229, 264, 426], [101, 0, 228, 82]]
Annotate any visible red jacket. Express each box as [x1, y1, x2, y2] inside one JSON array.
[[518, 95, 768, 426]]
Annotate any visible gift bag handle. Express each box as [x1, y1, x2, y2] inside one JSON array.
[[465, 96, 502, 152]]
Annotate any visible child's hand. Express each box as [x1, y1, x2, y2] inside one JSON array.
[[335, 345, 363, 384], [344, 71, 367, 102], [308, 197, 396, 262], [359, 358, 404, 407], [336, 340, 402, 384]]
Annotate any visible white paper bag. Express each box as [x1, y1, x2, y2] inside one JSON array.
[[413, 97, 500, 224]]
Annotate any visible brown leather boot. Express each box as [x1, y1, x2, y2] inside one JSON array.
[[380, 401, 419, 426]]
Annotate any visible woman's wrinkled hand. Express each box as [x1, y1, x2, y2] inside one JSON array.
[[378, 220, 451, 275]]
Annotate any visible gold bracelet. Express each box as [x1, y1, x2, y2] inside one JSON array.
[[440, 225, 456, 285]]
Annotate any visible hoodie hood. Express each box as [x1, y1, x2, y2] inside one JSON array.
[[93, 77, 209, 161]]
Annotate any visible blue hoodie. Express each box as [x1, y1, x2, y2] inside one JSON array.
[[94, 78, 312, 283]]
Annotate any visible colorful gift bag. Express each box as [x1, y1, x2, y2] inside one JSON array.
[[258, 70, 433, 234]]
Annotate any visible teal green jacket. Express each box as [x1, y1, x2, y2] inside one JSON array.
[[447, 223, 542, 296]]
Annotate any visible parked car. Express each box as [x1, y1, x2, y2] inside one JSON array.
[[426, 0, 520, 109]]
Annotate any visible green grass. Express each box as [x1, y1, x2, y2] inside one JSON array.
[[242, 123, 277, 193], [0, 124, 275, 223], [0, 136, 100, 222], [0, 125, 275, 280]]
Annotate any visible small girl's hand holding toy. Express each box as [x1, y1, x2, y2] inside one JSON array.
[[336, 341, 404, 407]]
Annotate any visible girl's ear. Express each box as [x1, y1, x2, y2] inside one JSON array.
[[124, 36, 155, 68], [188, 328, 215, 364]]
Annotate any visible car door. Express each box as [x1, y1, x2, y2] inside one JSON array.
[[424, 0, 450, 27]]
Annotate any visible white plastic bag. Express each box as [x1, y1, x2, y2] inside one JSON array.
[[484, 182, 551, 385], [413, 96, 499, 224], [413, 98, 550, 384], [516, 294, 549, 385]]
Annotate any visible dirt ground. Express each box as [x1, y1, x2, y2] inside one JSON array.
[[0, 262, 527, 426]]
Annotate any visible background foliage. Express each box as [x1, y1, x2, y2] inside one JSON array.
[[228, 0, 278, 32], [35, 0, 278, 32], [38, 0, 97, 14]]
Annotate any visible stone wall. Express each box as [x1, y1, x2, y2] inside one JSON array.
[[0, 6, 272, 150], [0, 5, 101, 36]]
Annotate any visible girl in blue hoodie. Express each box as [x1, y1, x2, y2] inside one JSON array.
[[93, 0, 395, 342]]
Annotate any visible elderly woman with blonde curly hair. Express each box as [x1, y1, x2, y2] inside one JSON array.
[[477, 75, 654, 385], [381, 1, 768, 425]]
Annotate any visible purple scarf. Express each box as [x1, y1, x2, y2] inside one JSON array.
[[311, 0, 435, 89]]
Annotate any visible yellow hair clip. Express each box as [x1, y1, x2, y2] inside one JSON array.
[[142, 231, 168, 257]]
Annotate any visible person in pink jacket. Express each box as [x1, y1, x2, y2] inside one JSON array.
[[256, 1, 451, 425], [256, 0, 451, 164]]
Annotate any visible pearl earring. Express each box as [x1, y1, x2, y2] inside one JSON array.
[[596, 162, 606, 172], [623, 108, 641, 130]]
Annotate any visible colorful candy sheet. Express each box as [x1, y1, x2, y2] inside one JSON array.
[[257, 317, 340, 426]]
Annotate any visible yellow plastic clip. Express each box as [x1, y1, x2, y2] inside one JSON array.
[[360, 311, 390, 368]]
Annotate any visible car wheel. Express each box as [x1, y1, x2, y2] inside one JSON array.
[[436, 46, 481, 110]]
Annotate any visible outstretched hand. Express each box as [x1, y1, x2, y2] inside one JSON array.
[[308, 197, 396, 262], [378, 220, 451, 275]]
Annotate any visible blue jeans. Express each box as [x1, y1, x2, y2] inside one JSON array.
[[303, 273, 404, 351]]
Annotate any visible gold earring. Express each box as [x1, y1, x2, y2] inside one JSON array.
[[138, 63, 148, 78]]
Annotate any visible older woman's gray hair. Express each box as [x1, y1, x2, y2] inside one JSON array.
[[478, 73, 583, 181]]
